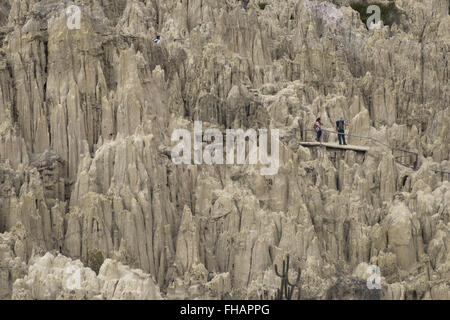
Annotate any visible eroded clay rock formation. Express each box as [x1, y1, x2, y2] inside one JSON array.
[[12, 252, 163, 300], [0, 0, 448, 299]]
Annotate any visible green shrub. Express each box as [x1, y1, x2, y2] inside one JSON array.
[[258, 2, 269, 10], [88, 248, 105, 275], [350, 1, 400, 28]]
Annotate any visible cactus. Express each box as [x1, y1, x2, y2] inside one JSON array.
[[273, 254, 301, 300]]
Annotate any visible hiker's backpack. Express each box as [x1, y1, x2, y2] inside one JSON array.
[[313, 122, 320, 132], [338, 120, 344, 131]]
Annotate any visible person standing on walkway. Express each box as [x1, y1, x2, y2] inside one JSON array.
[[314, 117, 323, 142], [336, 117, 349, 145]]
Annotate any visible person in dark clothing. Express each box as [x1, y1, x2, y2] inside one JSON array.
[[313, 117, 323, 142], [336, 117, 348, 145]]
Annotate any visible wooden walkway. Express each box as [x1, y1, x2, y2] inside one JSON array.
[[298, 127, 418, 169], [299, 142, 370, 153]]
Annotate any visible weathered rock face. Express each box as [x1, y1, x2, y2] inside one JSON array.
[[0, 0, 448, 300], [12, 252, 163, 300]]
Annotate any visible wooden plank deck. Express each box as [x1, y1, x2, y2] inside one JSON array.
[[299, 142, 370, 152]]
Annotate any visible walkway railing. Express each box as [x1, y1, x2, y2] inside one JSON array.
[[298, 126, 418, 170]]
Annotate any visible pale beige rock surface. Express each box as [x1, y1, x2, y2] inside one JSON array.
[[11, 252, 162, 300], [0, 0, 448, 299]]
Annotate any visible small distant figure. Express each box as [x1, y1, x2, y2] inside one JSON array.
[[154, 35, 161, 45], [313, 117, 323, 142], [240, 0, 250, 9], [336, 117, 349, 145]]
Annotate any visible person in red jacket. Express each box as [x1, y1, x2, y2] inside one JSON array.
[[313, 118, 323, 142]]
